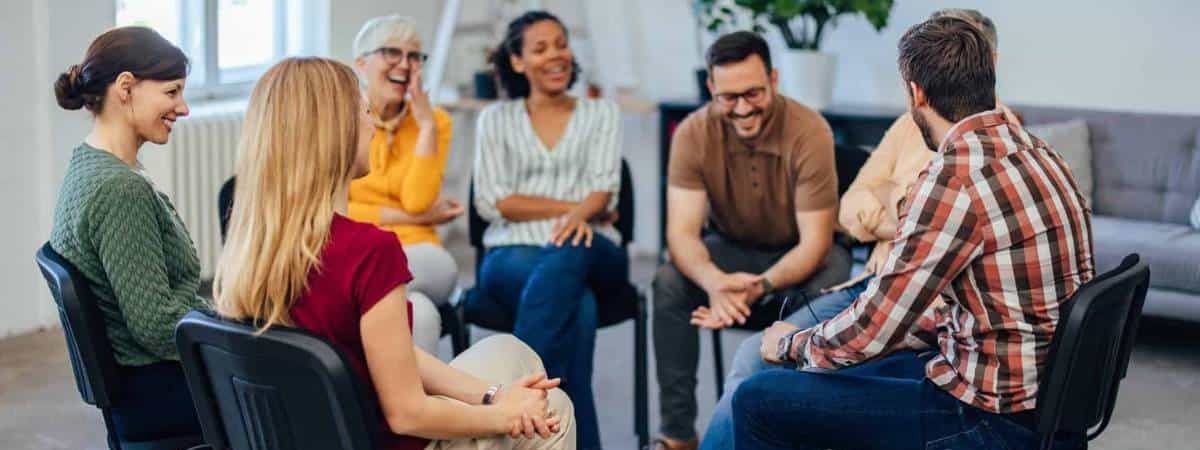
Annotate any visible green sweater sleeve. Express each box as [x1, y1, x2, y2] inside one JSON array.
[[89, 175, 206, 361]]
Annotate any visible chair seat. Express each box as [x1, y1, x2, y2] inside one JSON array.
[[461, 282, 641, 331], [120, 434, 206, 450]]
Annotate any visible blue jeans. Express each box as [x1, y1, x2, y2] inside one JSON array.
[[731, 350, 1081, 450], [478, 235, 628, 450], [700, 279, 867, 450]]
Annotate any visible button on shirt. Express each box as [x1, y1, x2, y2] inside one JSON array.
[[668, 95, 838, 248]]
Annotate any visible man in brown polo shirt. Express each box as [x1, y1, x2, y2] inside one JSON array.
[[652, 31, 851, 450]]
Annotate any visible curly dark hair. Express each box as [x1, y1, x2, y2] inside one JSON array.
[[489, 11, 580, 98], [54, 26, 188, 113]]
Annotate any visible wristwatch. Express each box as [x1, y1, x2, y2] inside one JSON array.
[[775, 329, 804, 363], [760, 276, 774, 294], [482, 384, 502, 405]]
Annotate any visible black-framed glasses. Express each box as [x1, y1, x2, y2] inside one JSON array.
[[373, 47, 428, 65], [714, 86, 768, 107], [777, 293, 819, 324]]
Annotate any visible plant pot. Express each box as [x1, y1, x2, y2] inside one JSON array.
[[777, 50, 835, 111], [695, 68, 712, 102]]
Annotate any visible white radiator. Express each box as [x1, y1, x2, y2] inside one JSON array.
[[141, 101, 245, 279]]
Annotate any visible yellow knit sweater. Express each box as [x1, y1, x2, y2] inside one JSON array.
[[348, 107, 453, 246]]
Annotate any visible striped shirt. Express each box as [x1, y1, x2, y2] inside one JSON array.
[[472, 97, 622, 248], [795, 110, 1095, 414]]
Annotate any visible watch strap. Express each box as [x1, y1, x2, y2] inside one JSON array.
[[482, 384, 502, 405], [778, 329, 804, 362]]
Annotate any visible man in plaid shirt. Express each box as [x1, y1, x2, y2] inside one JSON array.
[[732, 16, 1094, 450]]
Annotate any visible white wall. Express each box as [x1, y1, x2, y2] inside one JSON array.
[[329, 0, 441, 65], [628, 0, 1200, 115], [0, 0, 51, 338], [364, 0, 1200, 114], [820, 0, 1200, 115], [0, 0, 114, 338]]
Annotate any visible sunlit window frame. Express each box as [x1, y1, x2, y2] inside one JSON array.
[[122, 0, 327, 101]]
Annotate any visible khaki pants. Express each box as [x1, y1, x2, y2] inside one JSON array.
[[425, 335, 576, 450]]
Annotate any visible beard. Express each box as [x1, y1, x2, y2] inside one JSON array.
[[728, 108, 764, 121], [726, 107, 765, 138], [912, 107, 940, 152]]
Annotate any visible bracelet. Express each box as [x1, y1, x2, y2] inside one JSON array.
[[482, 384, 502, 405]]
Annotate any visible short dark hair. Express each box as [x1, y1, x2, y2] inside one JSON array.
[[489, 10, 580, 99], [54, 26, 189, 113], [897, 17, 996, 123], [706, 31, 772, 73], [930, 8, 998, 51]]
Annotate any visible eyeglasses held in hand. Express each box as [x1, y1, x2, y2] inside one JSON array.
[[778, 293, 821, 325]]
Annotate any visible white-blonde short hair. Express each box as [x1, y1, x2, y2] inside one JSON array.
[[353, 15, 422, 58]]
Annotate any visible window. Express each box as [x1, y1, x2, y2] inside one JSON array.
[[116, 0, 329, 100]]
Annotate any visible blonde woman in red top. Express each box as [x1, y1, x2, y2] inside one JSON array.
[[214, 57, 576, 450]]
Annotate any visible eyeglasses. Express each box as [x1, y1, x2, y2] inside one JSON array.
[[373, 47, 428, 65], [777, 293, 820, 324], [714, 86, 768, 107]]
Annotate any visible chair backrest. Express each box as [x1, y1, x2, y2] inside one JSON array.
[[175, 310, 379, 450], [834, 144, 871, 197], [468, 158, 637, 254], [217, 176, 236, 243], [35, 243, 121, 408], [1035, 254, 1150, 443]]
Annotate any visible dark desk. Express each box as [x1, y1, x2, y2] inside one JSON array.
[[657, 101, 904, 247]]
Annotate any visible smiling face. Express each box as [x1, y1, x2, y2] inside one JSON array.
[[708, 54, 777, 140], [509, 19, 573, 96], [121, 77, 189, 145], [356, 37, 422, 109]]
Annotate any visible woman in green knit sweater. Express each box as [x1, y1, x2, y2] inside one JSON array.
[[50, 26, 205, 440]]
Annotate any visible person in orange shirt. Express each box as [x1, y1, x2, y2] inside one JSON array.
[[350, 15, 462, 354], [694, 9, 1020, 450]]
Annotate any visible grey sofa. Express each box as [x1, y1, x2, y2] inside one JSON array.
[[1018, 106, 1200, 321]]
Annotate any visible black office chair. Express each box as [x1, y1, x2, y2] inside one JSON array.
[[216, 177, 236, 242], [453, 159, 649, 449], [175, 310, 380, 450], [708, 144, 872, 398], [216, 176, 468, 349], [35, 243, 205, 450], [1032, 254, 1150, 450]]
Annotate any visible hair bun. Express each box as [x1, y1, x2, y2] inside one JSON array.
[[54, 65, 85, 110]]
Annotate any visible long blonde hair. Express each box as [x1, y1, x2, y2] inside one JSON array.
[[214, 57, 362, 331]]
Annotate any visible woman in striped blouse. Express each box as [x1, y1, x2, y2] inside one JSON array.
[[472, 11, 626, 450]]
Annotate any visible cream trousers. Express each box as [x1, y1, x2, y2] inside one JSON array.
[[424, 334, 576, 450]]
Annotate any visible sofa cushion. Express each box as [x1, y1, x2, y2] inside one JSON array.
[[1092, 215, 1200, 293], [1017, 106, 1200, 226], [1026, 119, 1093, 206], [1192, 196, 1200, 229]]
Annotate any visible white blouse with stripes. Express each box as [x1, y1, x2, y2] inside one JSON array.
[[472, 97, 622, 248]]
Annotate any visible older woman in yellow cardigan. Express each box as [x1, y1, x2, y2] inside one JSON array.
[[350, 15, 462, 354]]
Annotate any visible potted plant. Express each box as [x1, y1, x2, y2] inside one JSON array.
[[696, 0, 894, 110]]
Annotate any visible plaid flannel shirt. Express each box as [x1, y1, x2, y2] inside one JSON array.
[[795, 110, 1095, 414]]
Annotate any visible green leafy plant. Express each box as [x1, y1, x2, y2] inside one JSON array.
[[696, 0, 894, 51]]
